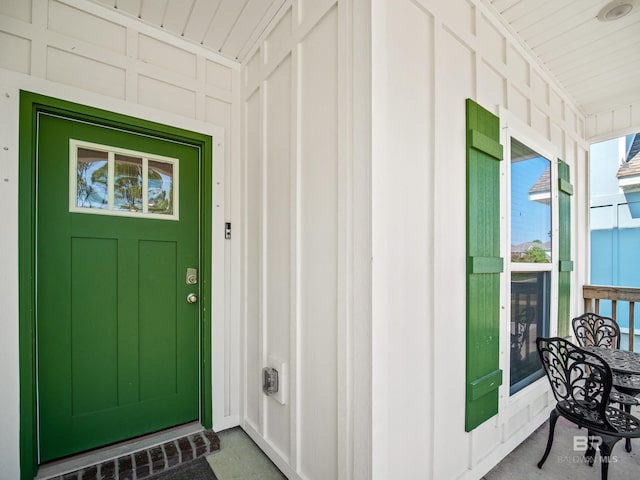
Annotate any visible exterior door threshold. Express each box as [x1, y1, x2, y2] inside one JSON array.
[[36, 422, 220, 480]]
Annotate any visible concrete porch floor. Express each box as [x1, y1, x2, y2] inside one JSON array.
[[484, 413, 640, 479]]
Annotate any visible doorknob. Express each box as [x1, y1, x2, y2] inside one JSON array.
[[186, 293, 198, 304]]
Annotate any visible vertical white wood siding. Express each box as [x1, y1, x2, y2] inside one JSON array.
[[240, 1, 354, 479], [1, 0, 623, 479], [371, 0, 589, 478]]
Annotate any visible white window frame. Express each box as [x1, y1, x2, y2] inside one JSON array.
[[497, 109, 560, 418], [69, 139, 180, 220]]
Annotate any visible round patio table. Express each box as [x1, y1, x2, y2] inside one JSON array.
[[583, 346, 640, 375]]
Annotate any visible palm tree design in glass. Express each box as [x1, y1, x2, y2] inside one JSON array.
[[114, 154, 143, 212], [76, 148, 108, 209], [148, 160, 173, 214]]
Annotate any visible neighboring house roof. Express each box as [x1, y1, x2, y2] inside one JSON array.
[[617, 134, 640, 180], [616, 134, 640, 218], [529, 165, 551, 205], [627, 133, 640, 163], [529, 166, 551, 194], [616, 134, 640, 199]]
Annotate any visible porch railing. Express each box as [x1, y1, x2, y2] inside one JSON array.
[[583, 285, 640, 351]]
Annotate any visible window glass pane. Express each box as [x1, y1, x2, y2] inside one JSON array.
[[510, 271, 550, 394], [114, 154, 143, 212], [76, 148, 108, 209], [148, 160, 174, 215], [511, 138, 552, 263]]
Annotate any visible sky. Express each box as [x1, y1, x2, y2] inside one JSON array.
[[510, 156, 551, 247]]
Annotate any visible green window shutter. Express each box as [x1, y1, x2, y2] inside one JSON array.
[[558, 160, 573, 337], [465, 99, 504, 432]]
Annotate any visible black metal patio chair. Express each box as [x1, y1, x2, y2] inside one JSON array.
[[536, 337, 640, 480], [572, 312, 640, 452], [572, 312, 621, 349]]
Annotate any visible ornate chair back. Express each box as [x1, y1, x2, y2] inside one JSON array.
[[572, 312, 620, 349], [536, 336, 613, 431]]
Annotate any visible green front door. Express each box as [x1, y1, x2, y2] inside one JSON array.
[[36, 111, 201, 462]]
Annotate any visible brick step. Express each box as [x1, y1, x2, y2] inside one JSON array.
[[50, 430, 220, 480]]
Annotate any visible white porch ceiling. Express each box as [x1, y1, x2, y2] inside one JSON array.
[[485, 0, 640, 116], [90, 0, 286, 62], [90, 0, 640, 118]]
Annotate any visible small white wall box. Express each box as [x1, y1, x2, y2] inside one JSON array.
[[264, 355, 288, 405]]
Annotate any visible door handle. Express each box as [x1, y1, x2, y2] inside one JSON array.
[[186, 293, 198, 304]]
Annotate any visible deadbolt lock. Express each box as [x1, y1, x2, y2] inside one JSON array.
[[186, 267, 198, 285]]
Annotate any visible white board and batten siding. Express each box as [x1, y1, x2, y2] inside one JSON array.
[[586, 102, 640, 144], [241, 1, 360, 479], [0, 0, 604, 479], [0, 1, 240, 478], [371, 0, 588, 479]]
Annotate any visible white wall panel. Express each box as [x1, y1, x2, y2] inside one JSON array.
[[508, 85, 529, 125], [421, 0, 476, 39], [471, 419, 501, 465], [265, 7, 292, 64], [530, 391, 549, 419], [138, 34, 197, 79], [206, 60, 233, 91], [440, 30, 475, 102], [0, 0, 238, 116], [531, 70, 548, 107], [48, 0, 126, 55], [298, 7, 339, 479], [372, 0, 436, 478], [46, 47, 126, 99], [567, 108, 579, 137], [240, 1, 353, 478], [244, 89, 261, 430], [613, 106, 633, 135], [505, 407, 529, 438], [550, 89, 564, 121], [566, 138, 577, 168], [507, 45, 529, 87], [298, 0, 335, 27], [532, 106, 549, 140], [477, 61, 505, 113], [550, 122, 564, 157], [433, 21, 474, 480], [245, 47, 262, 87], [205, 97, 231, 129], [479, 13, 505, 67], [0, 0, 32, 22], [592, 111, 615, 140], [0, 32, 30, 74], [264, 55, 292, 458], [137, 75, 196, 118]]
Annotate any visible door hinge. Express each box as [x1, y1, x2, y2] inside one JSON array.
[[225, 222, 231, 239]]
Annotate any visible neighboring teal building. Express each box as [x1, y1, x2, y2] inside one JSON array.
[[590, 133, 640, 346]]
